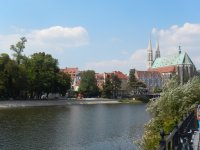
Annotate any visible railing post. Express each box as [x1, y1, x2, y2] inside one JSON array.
[[159, 129, 166, 148], [172, 123, 178, 150]]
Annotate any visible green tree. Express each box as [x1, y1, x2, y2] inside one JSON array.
[[0, 53, 27, 99], [78, 70, 99, 97], [26, 52, 60, 98], [56, 72, 71, 96], [102, 75, 113, 98], [0, 53, 11, 97], [111, 74, 121, 98], [128, 69, 138, 89], [10, 37, 27, 64], [128, 69, 146, 95], [137, 76, 200, 150]]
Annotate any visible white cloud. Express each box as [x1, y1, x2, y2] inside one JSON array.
[[85, 49, 147, 73], [85, 23, 200, 73], [153, 23, 200, 69], [0, 26, 89, 55]]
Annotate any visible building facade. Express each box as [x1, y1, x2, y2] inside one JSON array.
[[60, 67, 80, 91], [136, 38, 196, 92]]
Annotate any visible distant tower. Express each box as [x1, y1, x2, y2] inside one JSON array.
[[155, 39, 160, 60], [179, 45, 181, 54], [147, 37, 153, 68]]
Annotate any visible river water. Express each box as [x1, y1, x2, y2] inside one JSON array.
[[0, 103, 150, 150]]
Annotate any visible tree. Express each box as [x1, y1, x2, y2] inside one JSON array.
[[78, 70, 99, 97], [102, 75, 113, 98], [26, 52, 60, 98], [0, 53, 27, 99], [128, 69, 138, 89], [0, 53, 11, 97], [56, 72, 71, 96], [137, 76, 200, 150], [128, 69, 146, 95], [111, 74, 121, 98], [10, 37, 27, 64]]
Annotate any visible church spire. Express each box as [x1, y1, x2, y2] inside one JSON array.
[[179, 44, 181, 54], [147, 36, 153, 68], [155, 39, 160, 59]]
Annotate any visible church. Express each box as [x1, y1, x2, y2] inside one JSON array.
[[134, 38, 196, 92]]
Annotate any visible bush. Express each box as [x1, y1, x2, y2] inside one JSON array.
[[136, 76, 200, 150]]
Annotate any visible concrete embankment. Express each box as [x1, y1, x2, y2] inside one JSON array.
[[0, 99, 121, 108]]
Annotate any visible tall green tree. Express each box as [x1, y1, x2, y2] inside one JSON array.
[[128, 69, 138, 89], [128, 69, 146, 95], [56, 72, 71, 96], [0, 53, 27, 99], [102, 75, 113, 98], [111, 74, 121, 98], [0, 53, 11, 97], [26, 52, 60, 98], [78, 70, 99, 97], [10, 37, 27, 64]]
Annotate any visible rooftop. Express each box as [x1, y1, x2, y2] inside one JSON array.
[[152, 52, 194, 68]]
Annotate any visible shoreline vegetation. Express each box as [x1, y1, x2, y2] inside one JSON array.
[[0, 98, 145, 109]]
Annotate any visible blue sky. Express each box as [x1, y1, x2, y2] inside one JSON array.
[[0, 0, 200, 73]]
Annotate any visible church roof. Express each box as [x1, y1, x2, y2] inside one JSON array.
[[152, 52, 194, 68], [149, 66, 176, 73], [135, 70, 161, 78]]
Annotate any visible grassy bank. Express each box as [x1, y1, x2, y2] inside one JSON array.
[[118, 99, 143, 104]]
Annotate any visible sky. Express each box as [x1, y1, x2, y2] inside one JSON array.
[[0, 0, 200, 74]]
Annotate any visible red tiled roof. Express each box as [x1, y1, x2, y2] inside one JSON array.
[[113, 71, 128, 79], [95, 73, 104, 79], [148, 66, 176, 73], [61, 67, 79, 74]]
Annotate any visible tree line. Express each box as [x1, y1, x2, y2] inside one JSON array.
[[77, 69, 147, 99], [0, 37, 147, 100], [0, 37, 71, 100], [78, 70, 122, 98]]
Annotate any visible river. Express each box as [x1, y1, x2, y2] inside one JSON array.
[[0, 103, 150, 150]]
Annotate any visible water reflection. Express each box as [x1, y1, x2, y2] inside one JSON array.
[[0, 104, 149, 150]]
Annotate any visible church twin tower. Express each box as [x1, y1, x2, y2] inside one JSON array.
[[147, 38, 160, 68]]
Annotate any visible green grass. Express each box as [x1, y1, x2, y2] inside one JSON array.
[[118, 99, 144, 104]]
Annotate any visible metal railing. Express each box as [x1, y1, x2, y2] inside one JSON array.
[[157, 111, 195, 150]]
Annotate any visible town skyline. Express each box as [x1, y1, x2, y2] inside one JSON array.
[[0, 0, 200, 73]]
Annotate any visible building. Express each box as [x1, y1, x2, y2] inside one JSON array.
[[95, 71, 128, 91], [135, 38, 196, 92], [60, 67, 80, 90], [135, 70, 162, 92], [112, 71, 128, 90], [95, 73, 105, 90], [60, 67, 79, 79]]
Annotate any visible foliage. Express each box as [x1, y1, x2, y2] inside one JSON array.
[[137, 76, 200, 150], [101, 74, 122, 98], [111, 74, 121, 98], [10, 37, 27, 64], [128, 69, 146, 95], [128, 69, 138, 89], [78, 70, 99, 97], [26, 52, 61, 98], [0, 37, 71, 100], [102, 75, 113, 98], [56, 72, 71, 96], [153, 87, 162, 93]]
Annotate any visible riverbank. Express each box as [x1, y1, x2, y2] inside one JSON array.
[[0, 99, 122, 108], [0, 97, 147, 108]]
